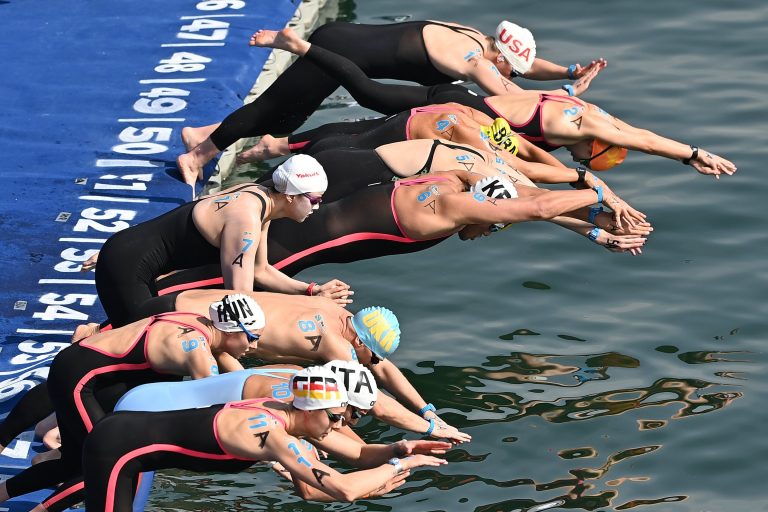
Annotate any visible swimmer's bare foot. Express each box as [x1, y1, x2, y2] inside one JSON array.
[[177, 137, 221, 187], [236, 135, 290, 164], [32, 449, 61, 465], [177, 152, 203, 187], [42, 427, 61, 450], [73, 323, 100, 343], [181, 124, 220, 152], [249, 28, 310, 56]]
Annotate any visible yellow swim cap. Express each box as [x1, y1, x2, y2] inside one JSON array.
[[480, 118, 519, 155]]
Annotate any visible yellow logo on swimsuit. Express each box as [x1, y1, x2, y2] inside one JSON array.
[[480, 118, 519, 155], [361, 310, 397, 353]]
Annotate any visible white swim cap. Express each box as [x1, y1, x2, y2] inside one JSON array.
[[471, 176, 518, 232], [208, 294, 266, 333], [324, 360, 378, 409], [272, 154, 328, 195], [290, 366, 349, 411], [494, 21, 536, 75]]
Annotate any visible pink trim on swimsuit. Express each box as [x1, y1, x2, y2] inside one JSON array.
[[74, 363, 152, 432], [41, 480, 84, 510], [75, 313, 210, 431], [485, 94, 583, 149], [288, 140, 310, 151], [406, 105, 463, 140], [103, 444, 244, 512], [392, 176, 452, 237], [213, 398, 287, 456], [272, 232, 419, 271]]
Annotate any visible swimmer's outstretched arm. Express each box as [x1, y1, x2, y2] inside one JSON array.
[[582, 113, 737, 178], [261, 429, 447, 501], [259, 265, 354, 306], [370, 394, 471, 444], [524, 57, 608, 82], [316, 431, 452, 469], [445, 184, 602, 225], [367, 361, 464, 440], [514, 136, 567, 167], [548, 215, 649, 255]]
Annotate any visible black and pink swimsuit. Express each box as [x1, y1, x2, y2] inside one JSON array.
[[83, 398, 284, 512]]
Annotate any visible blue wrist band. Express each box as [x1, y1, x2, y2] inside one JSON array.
[[588, 206, 603, 225], [425, 418, 436, 435], [594, 185, 603, 204], [562, 84, 575, 96], [419, 403, 436, 418], [587, 227, 601, 241], [567, 64, 577, 79]]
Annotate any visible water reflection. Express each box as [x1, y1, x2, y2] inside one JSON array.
[[148, 350, 744, 511], [408, 352, 742, 428]]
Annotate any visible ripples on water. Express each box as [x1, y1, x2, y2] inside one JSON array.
[[152, 0, 766, 510]]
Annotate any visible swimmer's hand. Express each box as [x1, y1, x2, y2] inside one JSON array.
[[588, 229, 647, 256], [583, 175, 646, 230], [431, 423, 472, 444], [316, 279, 354, 307], [401, 454, 448, 471], [602, 192, 647, 230], [80, 251, 99, 272], [689, 149, 737, 179], [424, 413, 471, 444], [570, 58, 608, 79], [394, 440, 454, 457], [364, 470, 410, 497], [570, 59, 607, 96], [604, 220, 653, 237]]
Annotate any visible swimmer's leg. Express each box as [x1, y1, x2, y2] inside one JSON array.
[[252, 27, 430, 115], [32, 448, 61, 465], [0, 383, 54, 455]]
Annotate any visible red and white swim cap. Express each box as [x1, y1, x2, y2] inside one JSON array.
[[494, 21, 536, 75]]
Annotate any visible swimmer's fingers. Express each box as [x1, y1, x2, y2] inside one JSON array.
[[608, 221, 653, 237], [607, 197, 647, 229], [691, 152, 737, 177], [369, 471, 410, 497], [316, 281, 354, 306], [402, 440, 454, 455], [571, 65, 603, 96], [403, 454, 448, 470], [321, 278, 351, 290], [572, 58, 608, 78], [598, 233, 648, 254], [80, 251, 100, 272], [433, 425, 472, 444]]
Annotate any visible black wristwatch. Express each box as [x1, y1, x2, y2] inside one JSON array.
[[570, 165, 588, 188], [682, 145, 699, 165]]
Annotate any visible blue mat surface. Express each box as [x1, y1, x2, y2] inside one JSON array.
[[0, 0, 298, 508]]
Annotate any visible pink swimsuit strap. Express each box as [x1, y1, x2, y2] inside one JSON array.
[[406, 104, 464, 140], [225, 398, 288, 429], [392, 176, 454, 240]]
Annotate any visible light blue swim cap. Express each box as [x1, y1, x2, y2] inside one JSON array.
[[350, 306, 401, 360]]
